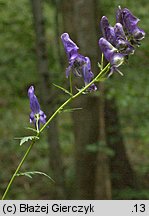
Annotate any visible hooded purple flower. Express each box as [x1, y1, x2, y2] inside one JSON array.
[[61, 33, 96, 91], [116, 6, 145, 45], [114, 23, 134, 55], [61, 33, 84, 78], [28, 86, 46, 129], [100, 16, 115, 45], [99, 37, 124, 75]]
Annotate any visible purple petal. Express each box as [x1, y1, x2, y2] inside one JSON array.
[[110, 52, 124, 67], [99, 38, 124, 75], [82, 57, 93, 83], [100, 16, 115, 45], [100, 16, 110, 38], [116, 6, 145, 42], [61, 33, 79, 59], [114, 23, 135, 55], [116, 6, 139, 26], [29, 112, 35, 123], [88, 84, 97, 92], [28, 86, 46, 129], [114, 23, 126, 40], [39, 110, 46, 124], [99, 37, 117, 62], [132, 27, 145, 41], [61, 33, 96, 90], [121, 8, 139, 29], [82, 57, 97, 91], [61, 33, 83, 78], [28, 86, 40, 114]]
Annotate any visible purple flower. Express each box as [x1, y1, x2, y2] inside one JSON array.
[[114, 23, 134, 55], [61, 33, 97, 91], [61, 33, 83, 78], [61, 33, 79, 63], [82, 57, 97, 91], [100, 16, 115, 45], [99, 37, 124, 75], [100, 16, 134, 55], [116, 6, 145, 45], [99, 7, 145, 76], [28, 86, 46, 130]]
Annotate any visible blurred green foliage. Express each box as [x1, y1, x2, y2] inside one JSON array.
[[0, 0, 149, 199]]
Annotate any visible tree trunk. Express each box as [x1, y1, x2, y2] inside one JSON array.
[[95, 83, 111, 199], [30, 0, 66, 199], [61, 0, 111, 199], [61, 0, 137, 199], [105, 97, 137, 190]]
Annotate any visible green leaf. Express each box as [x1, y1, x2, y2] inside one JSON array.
[[97, 62, 102, 70], [96, 76, 107, 82], [60, 107, 83, 113], [16, 171, 55, 182], [25, 127, 37, 133], [15, 136, 39, 146], [53, 83, 72, 96]]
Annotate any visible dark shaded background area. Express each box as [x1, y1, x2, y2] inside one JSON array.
[[0, 0, 149, 199]]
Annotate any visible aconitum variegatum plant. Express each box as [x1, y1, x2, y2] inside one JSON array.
[[1, 6, 145, 200]]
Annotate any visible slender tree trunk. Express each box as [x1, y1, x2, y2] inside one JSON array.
[[30, 0, 66, 199], [95, 83, 111, 199], [61, 0, 112, 199], [105, 97, 137, 190]]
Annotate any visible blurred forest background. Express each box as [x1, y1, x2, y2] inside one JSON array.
[[0, 0, 149, 200]]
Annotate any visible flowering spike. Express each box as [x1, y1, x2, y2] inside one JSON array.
[[99, 6, 145, 76], [100, 16, 135, 56]]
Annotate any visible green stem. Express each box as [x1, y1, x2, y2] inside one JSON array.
[[101, 53, 104, 70], [39, 63, 110, 133], [1, 63, 110, 200], [69, 72, 73, 95], [1, 142, 35, 200], [39, 97, 73, 133], [35, 114, 40, 133]]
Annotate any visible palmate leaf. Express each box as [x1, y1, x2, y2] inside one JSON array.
[[16, 171, 54, 182], [53, 83, 72, 96], [15, 136, 39, 146]]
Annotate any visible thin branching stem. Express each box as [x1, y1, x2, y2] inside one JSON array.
[[1, 63, 110, 200]]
